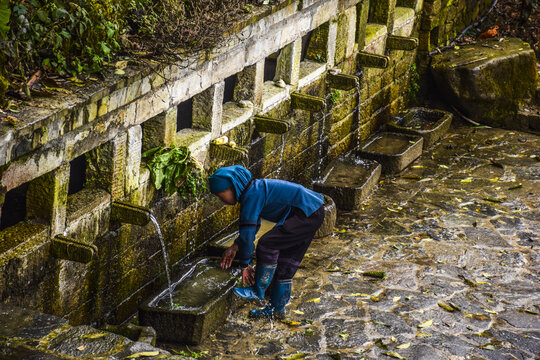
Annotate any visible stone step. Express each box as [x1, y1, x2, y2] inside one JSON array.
[[0, 304, 180, 359], [313, 157, 381, 211], [517, 106, 540, 133], [386, 107, 453, 148], [139, 257, 241, 345], [356, 132, 423, 174]]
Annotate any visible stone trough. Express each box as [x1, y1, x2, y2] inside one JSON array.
[[139, 257, 241, 344], [386, 107, 452, 147], [313, 157, 381, 211], [357, 132, 423, 174]]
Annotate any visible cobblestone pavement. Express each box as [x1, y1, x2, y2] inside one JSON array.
[[177, 125, 540, 359]]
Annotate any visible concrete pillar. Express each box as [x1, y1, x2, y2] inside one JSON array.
[[356, 0, 370, 49], [327, 20, 338, 68], [192, 82, 224, 139], [125, 126, 142, 196], [275, 39, 302, 86], [26, 164, 69, 236], [141, 108, 176, 153], [368, 0, 397, 35], [86, 135, 127, 201], [234, 60, 264, 106], [345, 7, 357, 59]]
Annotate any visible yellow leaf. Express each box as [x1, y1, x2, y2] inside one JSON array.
[[127, 351, 160, 358], [307, 297, 321, 303], [77, 345, 86, 351], [281, 319, 301, 326], [393, 296, 401, 302], [485, 310, 497, 314], [115, 60, 128, 69], [114, 69, 126, 75], [461, 178, 472, 183], [349, 293, 365, 297], [490, 177, 499, 182], [82, 332, 107, 339], [416, 332, 432, 338], [476, 280, 490, 285], [438, 302, 456, 312], [382, 351, 405, 359], [418, 319, 433, 328], [280, 354, 306, 360], [396, 342, 411, 349], [293, 310, 305, 315], [370, 295, 380, 302]]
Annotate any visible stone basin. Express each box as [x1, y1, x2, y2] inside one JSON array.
[[207, 219, 276, 257], [313, 157, 381, 210], [356, 132, 423, 174], [386, 107, 453, 147], [139, 258, 241, 344]]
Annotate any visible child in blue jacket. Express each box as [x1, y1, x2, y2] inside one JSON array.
[[209, 165, 325, 318]]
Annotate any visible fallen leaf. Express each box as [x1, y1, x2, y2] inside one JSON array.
[[485, 310, 497, 314], [114, 69, 126, 75], [508, 183, 522, 190], [77, 345, 86, 351], [396, 342, 411, 349], [281, 319, 301, 326], [438, 302, 456, 312], [393, 296, 401, 303], [126, 351, 160, 358], [416, 332, 432, 338], [338, 330, 349, 340], [370, 295, 380, 302], [460, 178, 472, 183], [489, 177, 499, 182], [307, 297, 321, 303], [82, 332, 108, 339], [382, 351, 405, 359], [373, 320, 389, 326], [418, 319, 433, 328], [476, 280, 490, 285], [293, 310, 305, 315], [115, 60, 128, 69], [362, 271, 386, 279], [280, 353, 306, 360], [480, 344, 497, 350], [375, 338, 388, 350]]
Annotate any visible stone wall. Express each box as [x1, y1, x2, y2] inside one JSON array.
[[0, 0, 490, 325]]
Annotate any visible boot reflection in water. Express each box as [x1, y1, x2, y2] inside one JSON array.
[[209, 165, 325, 319]]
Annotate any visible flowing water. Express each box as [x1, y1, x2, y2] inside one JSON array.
[[275, 134, 286, 178], [149, 212, 174, 308], [156, 259, 240, 311]]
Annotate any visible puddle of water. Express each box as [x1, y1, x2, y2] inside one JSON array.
[[322, 159, 374, 187], [396, 109, 443, 130], [156, 259, 240, 311], [364, 134, 411, 154]]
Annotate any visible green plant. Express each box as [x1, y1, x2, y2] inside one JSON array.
[[172, 348, 209, 358], [406, 63, 420, 103], [142, 145, 206, 198], [329, 89, 342, 104]]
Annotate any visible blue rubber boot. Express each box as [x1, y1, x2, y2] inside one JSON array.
[[233, 263, 276, 300], [249, 280, 292, 319]]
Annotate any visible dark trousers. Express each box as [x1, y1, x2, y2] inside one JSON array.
[[256, 206, 325, 281]]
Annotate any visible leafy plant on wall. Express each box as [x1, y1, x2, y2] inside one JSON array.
[[142, 145, 206, 198]]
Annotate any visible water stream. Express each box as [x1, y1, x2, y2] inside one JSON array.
[[149, 212, 174, 308], [275, 134, 286, 178]]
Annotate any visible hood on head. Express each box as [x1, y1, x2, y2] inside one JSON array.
[[208, 165, 252, 201]]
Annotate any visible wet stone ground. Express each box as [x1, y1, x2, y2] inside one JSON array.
[[172, 125, 540, 360]]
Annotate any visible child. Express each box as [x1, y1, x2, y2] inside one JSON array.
[[208, 165, 325, 318]]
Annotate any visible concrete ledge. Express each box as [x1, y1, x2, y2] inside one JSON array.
[[221, 102, 254, 134], [260, 82, 291, 113], [298, 60, 327, 89]]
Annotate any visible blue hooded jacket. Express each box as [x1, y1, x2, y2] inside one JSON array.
[[209, 165, 324, 265]]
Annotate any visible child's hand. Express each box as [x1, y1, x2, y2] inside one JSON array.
[[242, 266, 255, 286], [220, 243, 238, 269]]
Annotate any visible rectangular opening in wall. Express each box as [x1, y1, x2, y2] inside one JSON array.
[[264, 51, 280, 82], [177, 97, 193, 131], [68, 154, 87, 195], [0, 182, 29, 231], [223, 74, 237, 104], [430, 26, 440, 49], [300, 31, 314, 62]]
